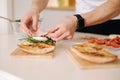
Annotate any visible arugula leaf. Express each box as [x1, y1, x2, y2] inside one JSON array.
[[24, 36, 56, 45]]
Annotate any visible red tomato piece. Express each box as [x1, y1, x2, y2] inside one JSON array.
[[95, 39, 105, 45], [105, 39, 111, 46], [114, 39, 120, 44], [110, 41, 120, 48], [88, 39, 95, 43]]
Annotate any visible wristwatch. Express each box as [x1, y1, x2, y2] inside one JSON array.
[[74, 14, 85, 30]]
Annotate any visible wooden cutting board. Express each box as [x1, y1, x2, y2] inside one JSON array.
[[70, 33, 107, 42], [66, 49, 120, 69], [11, 48, 54, 58]]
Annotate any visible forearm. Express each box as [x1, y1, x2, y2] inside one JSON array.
[[81, 0, 120, 27], [31, 0, 48, 13]]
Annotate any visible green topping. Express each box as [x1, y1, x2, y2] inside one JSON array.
[[24, 36, 56, 45]]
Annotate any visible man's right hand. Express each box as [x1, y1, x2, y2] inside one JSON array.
[[20, 9, 39, 36]]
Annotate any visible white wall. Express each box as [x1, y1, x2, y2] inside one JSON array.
[[0, 0, 13, 34], [40, 10, 74, 31], [13, 0, 32, 19], [0, 0, 8, 34], [13, 0, 74, 31]]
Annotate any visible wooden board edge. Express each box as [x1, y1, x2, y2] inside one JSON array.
[[65, 48, 120, 69], [11, 48, 54, 58]]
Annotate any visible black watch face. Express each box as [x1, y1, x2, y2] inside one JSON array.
[[78, 19, 84, 30], [74, 14, 84, 30]]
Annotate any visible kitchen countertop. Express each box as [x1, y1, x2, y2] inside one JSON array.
[[0, 32, 120, 80]]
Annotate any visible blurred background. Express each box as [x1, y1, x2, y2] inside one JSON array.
[[0, 0, 75, 34]]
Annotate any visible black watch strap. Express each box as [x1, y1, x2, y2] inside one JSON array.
[[74, 14, 85, 30]]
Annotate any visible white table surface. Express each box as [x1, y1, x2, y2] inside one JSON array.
[[0, 33, 120, 80]]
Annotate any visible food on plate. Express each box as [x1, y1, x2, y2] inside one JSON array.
[[88, 36, 120, 48], [70, 43, 118, 63], [18, 36, 56, 54]]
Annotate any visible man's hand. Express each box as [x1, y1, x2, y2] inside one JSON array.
[[20, 9, 39, 36], [48, 16, 77, 41], [20, 0, 48, 36]]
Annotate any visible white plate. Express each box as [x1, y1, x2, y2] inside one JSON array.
[[0, 70, 23, 80]]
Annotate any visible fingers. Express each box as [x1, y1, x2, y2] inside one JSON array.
[[20, 16, 39, 36], [52, 33, 73, 41], [20, 9, 39, 36], [32, 15, 39, 32], [20, 16, 32, 36], [20, 23, 32, 36], [49, 27, 64, 38], [49, 29, 73, 41], [48, 16, 77, 41]]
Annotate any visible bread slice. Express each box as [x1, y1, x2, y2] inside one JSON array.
[[70, 43, 117, 63], [18, 43, 55, 55]]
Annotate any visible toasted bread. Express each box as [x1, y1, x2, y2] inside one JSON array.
[[70, 43, 117, 63], [18, 43, 55, 54], [17, 36, 55, 55]]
